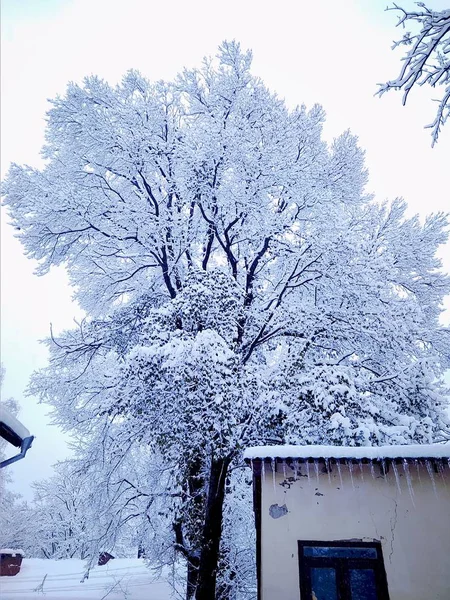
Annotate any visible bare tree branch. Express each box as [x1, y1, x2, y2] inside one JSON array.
[[377, 3, 450, 145]]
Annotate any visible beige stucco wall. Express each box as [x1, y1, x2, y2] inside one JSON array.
[[259, 460, 450, 600]]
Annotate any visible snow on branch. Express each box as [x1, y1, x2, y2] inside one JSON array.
[[377, 2, 450, 145]]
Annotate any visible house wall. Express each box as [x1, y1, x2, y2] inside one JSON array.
[[259, 460, 450, 600]]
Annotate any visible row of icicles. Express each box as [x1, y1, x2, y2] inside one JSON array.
[[250, 457, 449, 507]]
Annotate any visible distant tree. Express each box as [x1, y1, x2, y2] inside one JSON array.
[[0, 487, 29, 552], [377, 3, 450, 145], [27, 462, 93, 560], [3, 42, 450, 598]]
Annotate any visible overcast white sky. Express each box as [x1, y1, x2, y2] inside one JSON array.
[[1, 0, 449, 499]]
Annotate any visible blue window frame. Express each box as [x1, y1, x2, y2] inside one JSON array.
[[298, 541, 390, 600]]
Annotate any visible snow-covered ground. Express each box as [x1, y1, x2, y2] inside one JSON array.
[[0, 558, 175, 599]]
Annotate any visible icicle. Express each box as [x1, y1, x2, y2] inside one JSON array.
[[282, 459, 287, 481], [402, 460, 415, 507], [271, 459, 277, 493], [414, 459, 422, 485], [425, 459, 438, 497], [358, 458, 365, 482], [305, 459, 310, 482], [336, 460, 344, 488], [262, 460, 266, 485], [435, 459, 447, 487], [391, 461, 402, 494], [380, 459, 388, 481], [348, 460, 355, 490], [325, 458, 332, 485], [369, 459, 376, 479], [313, 459, 320, 485]]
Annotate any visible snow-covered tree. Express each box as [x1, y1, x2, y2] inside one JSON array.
[[3, 41, 450, 599], [26, 462, 95, 560], [0, 489, 29, 553], [378, 3, 450, 145]]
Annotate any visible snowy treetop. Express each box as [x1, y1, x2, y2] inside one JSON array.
[[244, 443, 450, 461], [3, 41, 450, 450]]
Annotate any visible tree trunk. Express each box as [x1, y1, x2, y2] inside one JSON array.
[[195, 457, 231, 600], [186, 555, 200, 600], [172, 454, 205, 599]]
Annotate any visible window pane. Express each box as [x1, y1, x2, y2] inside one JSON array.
[[311, 567, 338, 600], [304, 546, 377, 559], [350, 568, 377, 600]]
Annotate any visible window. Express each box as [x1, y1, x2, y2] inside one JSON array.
[[298, 541, 390, 600]]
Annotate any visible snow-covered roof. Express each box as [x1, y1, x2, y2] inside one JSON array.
[[244, 443, 450, 461], [0, 405, 30, 441], [0, 549, 24, 556]]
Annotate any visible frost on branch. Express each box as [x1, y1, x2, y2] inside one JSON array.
[[377, 3, 450, 145]]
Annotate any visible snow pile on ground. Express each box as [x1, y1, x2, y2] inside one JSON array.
[[0, 558, 175, 599]]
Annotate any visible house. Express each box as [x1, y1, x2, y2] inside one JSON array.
[[0, 549, 24, 577], [98, 551, 115, 566], [244, 444, 450, 600]]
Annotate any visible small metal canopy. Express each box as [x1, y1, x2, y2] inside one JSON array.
[[0, 406, 34, 469]]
